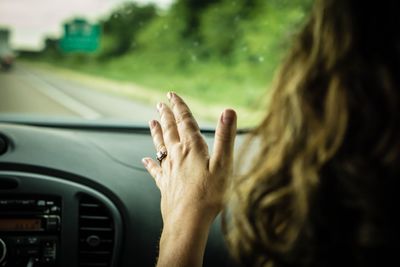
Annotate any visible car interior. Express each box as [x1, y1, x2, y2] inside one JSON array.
[[0, 119, 239, 266], [0, 0, 308, 266]]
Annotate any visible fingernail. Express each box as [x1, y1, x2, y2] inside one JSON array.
[[222, 109, 235, 125], [167, 91, 174, 100], [142, 158, 149, 166], [149, 120, 157, 129], [157, 102, 163, 111]]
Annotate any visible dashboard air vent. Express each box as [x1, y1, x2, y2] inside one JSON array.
[[0, 135, 7, 156], [79, 195, 115, 267]]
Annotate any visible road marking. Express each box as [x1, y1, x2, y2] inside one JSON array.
[[23, 70, 102, 120]]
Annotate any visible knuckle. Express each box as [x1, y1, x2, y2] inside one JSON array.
[[216, 129, 231, 143], [150, 124, 160, 136], [160, 112, 169, 123], [162, 120, 175, 133], [156, 144, 166, 151], [183, 134, 206, 149], [213, 160, 224, 169], [173, 96, 184, 106], [182, 121, 200, 133], [152, 132, 162, 144], [181, 144, 191, 157], [161, 109, 175, 123], [216, 134, 228, 144], [174, 142, 190, 156], [170, 98, 178, 109], [152, 136, 163, 146], [176, 111, 193, 125], [172, 143, 182, 153], [149, 167, 157, 177], [181, 139, 192, 148], [192, 140, 207, 152], [190, 132, 204, 143]]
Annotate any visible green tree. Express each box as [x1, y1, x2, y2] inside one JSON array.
[[100, 3, 157, 58], [173, 0, 224, 39]]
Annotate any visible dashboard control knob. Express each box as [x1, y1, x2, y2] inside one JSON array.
[[86, 235, 101, 247], [0, 238, 6, 263]]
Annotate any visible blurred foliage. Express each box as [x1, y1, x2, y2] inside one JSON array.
[[37, 0, 312, 123], [100, 3, 157, 57]]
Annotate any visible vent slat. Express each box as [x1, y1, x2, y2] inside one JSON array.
[[80, 238, 113, 243], [79, 195, 114, 267], [80, 227, 113, 232], [79, 263, 108, 267], [80, 203, 101, 208], [80, 251, 111, 255], [80, 215, 109, 220]]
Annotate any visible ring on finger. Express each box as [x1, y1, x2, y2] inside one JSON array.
[[156, 147, 168, 165]]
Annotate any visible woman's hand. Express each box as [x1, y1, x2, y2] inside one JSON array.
[[142, 92, 237, 267]]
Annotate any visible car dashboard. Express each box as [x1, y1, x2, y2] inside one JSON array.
[[0, 121, 236, 267]]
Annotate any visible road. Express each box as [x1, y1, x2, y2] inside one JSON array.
[[0, 63, 159, 123]]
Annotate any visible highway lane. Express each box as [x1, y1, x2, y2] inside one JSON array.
[[0, 63, 158, 123]]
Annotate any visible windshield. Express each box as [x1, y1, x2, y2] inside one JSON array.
[[0, 0, 309, 128]]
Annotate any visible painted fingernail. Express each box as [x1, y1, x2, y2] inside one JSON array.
[[142, 158, 149, 167], [222, 109, 235, 125], [157, 102, 163, 111], [149, 120, 157, 129]]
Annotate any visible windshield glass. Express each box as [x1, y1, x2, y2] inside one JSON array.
[[0, 0, 309, 128]]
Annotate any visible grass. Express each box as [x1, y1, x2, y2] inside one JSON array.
[[24, 50, 278, 128]]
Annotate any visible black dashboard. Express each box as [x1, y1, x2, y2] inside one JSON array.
[[0, 121, 236, 267]]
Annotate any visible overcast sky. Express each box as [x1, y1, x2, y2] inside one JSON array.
[[0, 0, 174, 50]]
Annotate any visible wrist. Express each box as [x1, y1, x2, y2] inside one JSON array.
[[162, 208, 215, 240], [163, 199, 220, 226], [158, 213, 214, 267]]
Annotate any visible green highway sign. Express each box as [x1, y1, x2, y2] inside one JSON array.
[[59, 19, 100, 53]]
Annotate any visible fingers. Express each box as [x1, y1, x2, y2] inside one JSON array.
[[149, 120, 166, 152], [142, 157, 162, 187], [168, 92, 200, 141], [157, 102, 180, 147], [210, 109, 237, 171]]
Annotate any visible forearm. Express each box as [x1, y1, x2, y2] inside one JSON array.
[[156, 212, 214, 267]]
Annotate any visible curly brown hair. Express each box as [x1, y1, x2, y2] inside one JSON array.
[[224, 0, 400, 266]]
